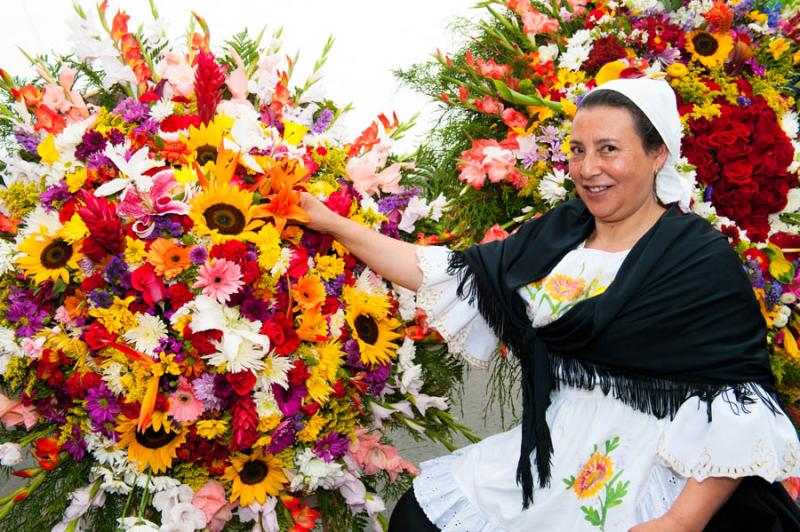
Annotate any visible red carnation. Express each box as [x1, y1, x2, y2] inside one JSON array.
[[230, 395, 259, 451], [582, 36, 627, 74], [167, 282, 193, 310], [210, 240, 248, 262], [159, 113, 202, 132]]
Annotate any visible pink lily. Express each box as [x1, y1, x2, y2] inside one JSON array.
[[117, 169, 189, 237], [225, 50, 248, 102]]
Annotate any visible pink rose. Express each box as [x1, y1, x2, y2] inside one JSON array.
[[192, 480, 233, 532], [0, 393, 38, 430]]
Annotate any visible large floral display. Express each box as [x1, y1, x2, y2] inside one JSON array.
[[0, 4, 474, 531], [399, 0, 800, 429]]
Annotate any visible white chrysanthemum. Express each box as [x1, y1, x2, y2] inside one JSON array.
[[0, 442, 23, 466], [101, 361, 127, 395], [354, 268, 389, 296], [122, 313, 168, 357], [781, 111, 799, 141], [0, 326, 22, 358], [56, 117, 94, 162], [270, 247, 293, 277], [290, 448, 344, 492], [206, 336, 267, 373], [16, 205, 62, 240], [92, 465, 132, 495], [260, 353, 293, 390], [783, 189, 800, 213], [85, 431, 127, 469], [328, 308, 346, 335], [393, 285, 416, 322], [568, 29, 593, 48], [538, 43, 560, 63], [560, 43, 592, 71], [253, 386, 281, 419], [149, 99, 175, 122], [538, 168, 569, 206], [789, 140, 800, 174]]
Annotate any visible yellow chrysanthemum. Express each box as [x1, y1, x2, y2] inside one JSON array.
[[181, 114, 234, 170], [195, 419, 229, 439], [88, 295, 137, 335], [116, 416, 187, 473], [297, 412, 326, 443], [60, 214, 90, 244], [65, 168, 88, 193], [666, 62, 689, 78], [573, 452, 614, 499], [314, 254, 345, 281], [124, 236, 148, 264], [343, 286, 402, 366], [685, 31, 734, 69], [253, 224, 283, 271], [16, 231, 83, 284], [189, 182, 269, 244], [223, 451, 287, 506]]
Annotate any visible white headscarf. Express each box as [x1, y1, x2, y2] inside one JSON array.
[[590, 77, 692, 212]]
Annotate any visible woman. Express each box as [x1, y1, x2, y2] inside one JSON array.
[[300, 78, 800, 530]]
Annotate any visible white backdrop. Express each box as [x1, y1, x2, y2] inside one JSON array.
[[1, 1, 478, 151]]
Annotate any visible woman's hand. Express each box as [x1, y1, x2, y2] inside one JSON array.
[[298, 192, 344, 235], [629, 512, 697, 532]]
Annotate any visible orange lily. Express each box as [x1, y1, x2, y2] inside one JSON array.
[[259, 163, 311, 234], [100, 339, 160, 432]]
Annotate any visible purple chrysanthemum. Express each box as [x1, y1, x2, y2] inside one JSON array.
[[113, 97, 150, 122], [189, 246, 208, 264], [85, 382, 121, 426], [193, 374, 222, 412], [266, 419, 297, 454], [363, 362, 392, 395], [6, 299, 48, 337], [40, 182, 71, 211], [314, 431, 349, 462], [62, 425, 88, 461], [105, 128, 126, 146], [75, 130, 107, 161]]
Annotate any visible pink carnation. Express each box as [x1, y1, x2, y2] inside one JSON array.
[[169, 377, 205, 423], [192, 480, 233, 532], [193, 258, 244, 304], [349, 427, 419, 482], [0, 393, 38, 430]]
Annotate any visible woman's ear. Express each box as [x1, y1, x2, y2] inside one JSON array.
[[653, 144, 668, 175]]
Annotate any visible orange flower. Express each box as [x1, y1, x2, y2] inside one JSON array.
[[296, 307, 328, 342], [703, 1, 734, 31], [281, 495, 320, 532], [573, 452, 614, 499], [259, 164, 311, 233], [544, 274, 586, 302], [147, 238, 191, 279], [63, 289, 87, 319], [33, 104, 66, 134], [293, 274, 326, 310]]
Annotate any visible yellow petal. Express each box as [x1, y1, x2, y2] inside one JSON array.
[[595, 60, 628, 85], [37, 134, 60, 164], [782, 327, 799, 360], [283, 120, 309, 146]]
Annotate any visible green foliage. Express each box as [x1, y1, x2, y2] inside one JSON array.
[[317, 490, 371, 532], [223, 28, 265, 72]]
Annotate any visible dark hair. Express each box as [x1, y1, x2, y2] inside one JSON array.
[[578, 89, 665, 154]]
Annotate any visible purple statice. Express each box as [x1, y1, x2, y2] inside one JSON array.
[[765, 282, 784, 309], [75, 130, 107, 161], [85, 382, 120, 427], [62, 425, 88, 461], [193, 374, 222, 412], [134, 118, 159, 137], [6, 299, 48, 337], [744, 259, 766, 289], [311, 109, 335, 135], [113, 97, 150, 122], [13, 129, 41, 153], [272, 383, 306, 417], [189, 246, 208, 264], [89, 289, 114, 309], [40, 182, 71, 211], [539, 125, 560, 145], [266, 419, 297, 454], [737, 95, 752, 107], [106, 128, 126, 146], [377, 187, 420, 215], [363, 362, 392, 395], [322, 274, 345, 299], [732, 0, 755, 17], [104, 254, 131, 294], [314, 431, 349, 462], [343, 339, 363, 367], [87, 151, 112, 169], [151, 216, 185, 239], [704, 185, 714, 202]]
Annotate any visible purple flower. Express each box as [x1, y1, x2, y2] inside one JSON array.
[[62, 426, 88, 461], [87, 152, 112, 169], [75, 130, 107, 161], [6, 299, 48, 337], [746, 58, 765, 77], [240, 297, 269, 323], [13, 129, 41, 153], [314, 431, 349, 462], [134, 119, 159, 136], [322, 274, 345, 299], [765, 283, 783, 309], [40, 182, 71, 211], [85, 383, 120, 427], [272, 383, 306, 417], [266, 419, 297, 454], [151, 216, 184, 238], [113, 97, 150, 122], [106, 129, 126, 146], [189, 246, 208, 264], [377, 187, 419, 215], [363, 362, 391, 395], [704, 185, 714, 202], [193, 374, 222, 411], [89, 289, 114, 309], [311, 109, 334, 134], [104, 254, 131, 293]]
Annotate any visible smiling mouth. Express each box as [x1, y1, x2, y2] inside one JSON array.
[[586, 185, 612, 193]]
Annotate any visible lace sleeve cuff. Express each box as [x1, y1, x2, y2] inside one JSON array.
[[414, 245, 498, 368], [657, 384, 800, 482]]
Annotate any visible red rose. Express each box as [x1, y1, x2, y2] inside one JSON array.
[[261, 314, 300, 356], [721, 159, 753, 185], [131, 264, 166, 306], [210, 240, 248, 262], [325, 188, 354, 217], [226, 371, 257, 395], [83, 322, 115, 350], [287, 360, 310, 387], [81, 273, 105, 293]]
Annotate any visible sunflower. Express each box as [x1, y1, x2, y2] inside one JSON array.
[[16, 231, 83, 284], [181, 114, 233, 170], [116, 415, 187, 473], [343, 286, 402, 366], [572, 451, 614, 500], [685, 30, 734, 69], [189, 183, 270, 244], [223, 450, 287, 506]]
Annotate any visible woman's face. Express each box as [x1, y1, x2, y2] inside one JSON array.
[[568, 105, 667, 224]]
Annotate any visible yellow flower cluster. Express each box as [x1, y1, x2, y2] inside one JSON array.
[[312, 144, 350, 184], [0, 179, 44, 219]]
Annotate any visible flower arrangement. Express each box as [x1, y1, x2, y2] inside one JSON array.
[[399, 0, 800, 427], [0, 3, 476, 530]]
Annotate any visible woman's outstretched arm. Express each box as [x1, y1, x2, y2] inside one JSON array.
[[300, 192, 423, 291]]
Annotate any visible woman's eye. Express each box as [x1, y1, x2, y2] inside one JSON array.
[[601, 145, 617, 153], [570, 146, 584, 155]]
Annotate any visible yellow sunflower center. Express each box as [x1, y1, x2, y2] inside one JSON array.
[[240, 459, 269, 485], [692, 32, 719, 56], [40, 239, 73, 269], [354, 314, 379, 345], [135, 426, 178, 449], [195, 145, 218, 166], [203, 204, 247, 235]]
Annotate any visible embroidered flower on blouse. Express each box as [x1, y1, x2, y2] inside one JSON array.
[[544, 274, 586, 302], [572, 451, 614, 499]]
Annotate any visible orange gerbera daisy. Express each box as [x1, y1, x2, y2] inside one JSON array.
[[147, 238, 191, 279], [293, 274, 326, 310], [573, 452, 614, 499]]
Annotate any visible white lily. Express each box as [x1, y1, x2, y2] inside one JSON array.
[[94, 145, 162, 197]]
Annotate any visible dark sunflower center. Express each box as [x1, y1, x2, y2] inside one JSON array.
[[203, 203, 247, 235], [354, 314, 379, 345], [195, 145, 218, 166], [40, 239, 73, 269], [693, 32, 719, 56], [240, 459, 269, 485], [134, 426, 177, 449]]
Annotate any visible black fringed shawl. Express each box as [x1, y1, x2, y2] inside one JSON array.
[[449, 199, 781, 509]]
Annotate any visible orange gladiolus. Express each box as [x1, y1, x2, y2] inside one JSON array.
[[34, 437, 60, 471], [349, 121, 380, 157], [33, 105, 66, 135], [281, 495, 320, 532], [11, 84, 42, 107], [147, 238, 191, 280]]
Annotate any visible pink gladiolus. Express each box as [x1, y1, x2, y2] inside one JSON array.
[[41, 67, 89, 122], [349, 428, 419, 482], [192, 480, 233, 532], [169, 377, 205, 423], [225, 51, 248, 102], [522, 10, 560, 36], [0, 393, 38, 430], [345, 146, 413, 197], [156, 52, 195, 97], [458, 139, 522, 190], [474, 95, 504, 115], [130, 263, 167, 306], [480, 224, 510, 244]]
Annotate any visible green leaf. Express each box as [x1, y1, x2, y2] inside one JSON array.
[[581, 505, 602, 525], [562, 475, 576, 488], [492, 79, 562, 110]]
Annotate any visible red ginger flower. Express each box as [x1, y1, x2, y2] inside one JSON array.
[[194, 51, 226, 124], [230, 395, 259, 451], [77, 192, 125, 261]]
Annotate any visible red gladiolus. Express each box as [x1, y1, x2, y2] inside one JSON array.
[[78, 192, 125, 260], [34, 438, 60, 471]]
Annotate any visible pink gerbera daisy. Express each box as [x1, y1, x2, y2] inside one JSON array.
[[169, 377, 205, 422], [193, 258, 244, 303]]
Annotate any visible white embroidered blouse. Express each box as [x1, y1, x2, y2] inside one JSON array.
[[411, 244, 800, 532]]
